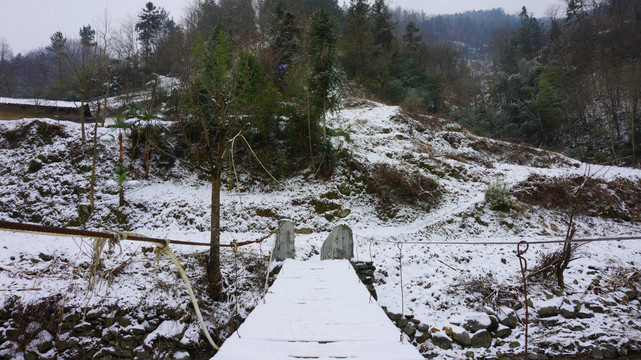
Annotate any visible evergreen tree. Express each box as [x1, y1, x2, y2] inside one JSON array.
[[135, 2, 173, 64], [270, 1, 301, 68], [370, 0, 393, 52], [308, 8, 340, 124], [343, 0, 372, 78], [403, 21, 422, 53]]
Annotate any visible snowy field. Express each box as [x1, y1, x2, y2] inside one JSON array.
[[1, 99, 641, 358]]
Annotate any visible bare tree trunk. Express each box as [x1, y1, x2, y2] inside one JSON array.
[[80, 95, 86, 142], [208, 128, 226, 301], [90, 117, 98, 208], [118, 132, 123, 163], [307, 84, 316, 173]]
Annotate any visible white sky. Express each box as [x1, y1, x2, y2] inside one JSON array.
[[0, 0, 564, 55]]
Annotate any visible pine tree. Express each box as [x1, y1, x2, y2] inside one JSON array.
[[308, 8, 340, 144], [135, 2, 172, 64], [370, 0, 393, 52], [343, 0, 372, 78]]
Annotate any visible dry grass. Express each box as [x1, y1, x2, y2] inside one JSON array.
[[453, 275, 521, 310], [365, 163, 442, 210], [527, 243, 583, 284], [513, 174, 641, 222]]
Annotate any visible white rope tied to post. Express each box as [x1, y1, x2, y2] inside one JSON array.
[[155, 241, 220, 350]]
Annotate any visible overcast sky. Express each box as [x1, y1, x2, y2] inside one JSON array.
[[0, 0, 564, 55]]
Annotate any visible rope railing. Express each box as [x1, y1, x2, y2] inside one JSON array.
[[366, 234, 641, 246], [0, 220, 276, 248]]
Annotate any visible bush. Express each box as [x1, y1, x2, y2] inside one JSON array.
[[485, 182, 513, 212], [366, 163, 441, 210]]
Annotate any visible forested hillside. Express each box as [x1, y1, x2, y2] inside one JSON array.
[[1, 0, 640, 166]]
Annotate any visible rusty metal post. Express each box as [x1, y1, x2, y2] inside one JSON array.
[[397, 242, 404, 343], [517, 240, 529, 360]]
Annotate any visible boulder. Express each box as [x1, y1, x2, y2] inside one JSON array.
[[498, 307, 517, 329], [462, 313, 492, 333], [274, 220, 296, 261], [403, 323, 416, 337], [494, 324, 512, 338], [537, 305, 559, 318], [559, 303, 576, 319], [320, 225, 354, 260], [470, 330, 492, 348], [451, 326, 471, 347], [431, 332, 453, 350]]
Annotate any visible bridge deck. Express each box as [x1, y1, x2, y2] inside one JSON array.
[[212, 259, 423, 360]]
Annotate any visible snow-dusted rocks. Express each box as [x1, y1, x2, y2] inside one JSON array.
[[320, 224, 354, 260], [451, 325, 471, 346], [431, 331, 453, 350], [470, 329, 492, 348], [274, 219, 295, 261], [454, 312, 492, 333]]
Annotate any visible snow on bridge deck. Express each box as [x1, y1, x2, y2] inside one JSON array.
[[212, 259, 423, 360]]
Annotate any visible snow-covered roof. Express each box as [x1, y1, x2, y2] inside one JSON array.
[[0, 97, 81, 109]]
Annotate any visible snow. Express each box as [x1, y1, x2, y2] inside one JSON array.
[[213, 259, 423, 360], [1, 99, 641, 358], [144, 320, 187, 346], [0, 97, 82, 109]]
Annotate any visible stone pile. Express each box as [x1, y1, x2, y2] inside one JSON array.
[[0, 299, 217, 360], [351, 261, 378, 300]]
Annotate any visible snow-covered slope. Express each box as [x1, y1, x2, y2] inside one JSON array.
[[1, 99, 640, 359]]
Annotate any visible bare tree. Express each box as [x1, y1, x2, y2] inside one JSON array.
[[50, 27, 104, 142], [0, 38, 18, 97]]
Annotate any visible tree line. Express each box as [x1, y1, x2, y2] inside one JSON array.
[[459, 0, 641, 165]]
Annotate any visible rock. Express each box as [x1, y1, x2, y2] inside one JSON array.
[[35, 330, 54, 353], [538, 305, 559, 318], [488, 315, 499, 332], [509, 341, 521, 349], [494, 324, 512, 338], [274, 220, 296, 261], [451, 326, 471, 347], [38, 253, 53, 261], [498, 307, 517, 329], [417, 323, 430, 332], [577, 307, 595, 319], [174, 351, 190, 360], [586, 303, 605, 313], [559, 303, 577, 319], [320, 225, 354, 260], [552, 287, 564, 297], [601, 344, 618, 358], [462, 312, 492, 333], [296, 227, 313, 235], [144, 320, 186, 345], [403, 323, 416, 337], [591, 346, 604, 359], [431, 332, 453, 350], [397, 319, 409, 328], [387, 312, 402, 321], [470, 330, 492, 348], [416, 331, 431, 343]]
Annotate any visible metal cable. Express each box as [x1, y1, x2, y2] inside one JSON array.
[[0, 220, 275, 248], [368, 235, 641, 246]]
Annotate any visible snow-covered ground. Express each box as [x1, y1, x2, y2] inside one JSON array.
[[1, 98, 640, 359]]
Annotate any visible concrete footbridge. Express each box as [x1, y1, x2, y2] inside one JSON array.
[[212, 259, 423, 360]]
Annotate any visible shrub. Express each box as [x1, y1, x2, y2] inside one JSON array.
[[366, 163, 441, 210], [485, 182, 513, 212]]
